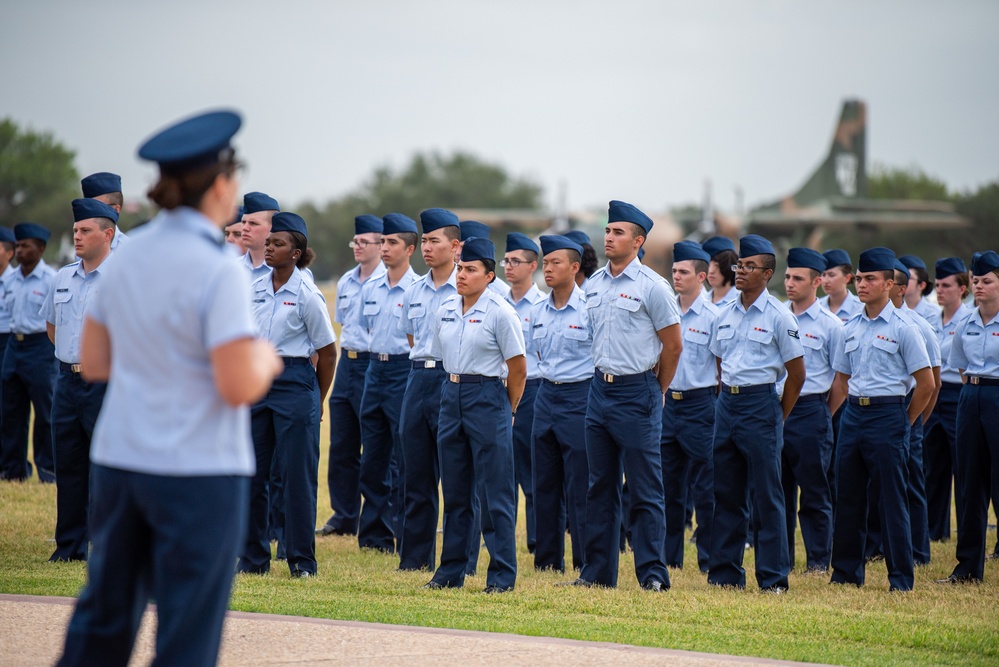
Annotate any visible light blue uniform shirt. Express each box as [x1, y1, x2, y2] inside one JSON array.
[[899, 305, 942, 393], [360, 266, 419, 356], [398, 266, 457, 361], [110, 226, 127, 249], [912, 297, 941, 335], [710, 289, 804, 387], [787, 299, 844, 396], [819, 291, 863, 325], [949, 307, 999, 379], [937, 303, 973, 384], [707, 287, 738, 306], [335, 262, 386, 352], [831, 301, 931, 397], [6, 259, 56, 335], [530, 285, 594, 384], [585, 258, 681, 376], [251, 267, 336, 358], [489, 276, 512, 299], [87, 207, 258, 476], [40, 257, 112, 364], [507, 283, 547, 379], [239, 252, 272, 283], [432, 290, 525, 377], [672, 294, 720, 391], [0, 264, 17, 333]]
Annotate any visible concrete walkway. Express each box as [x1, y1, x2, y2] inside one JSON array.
[[0, 594, 834, 666]]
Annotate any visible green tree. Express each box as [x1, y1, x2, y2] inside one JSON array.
[[304, 151, 545, 279], [0, 118, 79, 246], [866, 162, 950, 201]]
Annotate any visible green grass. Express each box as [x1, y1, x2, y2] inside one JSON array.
[[3, 418, 998, 666]]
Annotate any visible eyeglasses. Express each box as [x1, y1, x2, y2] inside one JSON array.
[[500, 258, 527, 268], [732, 264, 765, 273], [349, 240, 376, 249]]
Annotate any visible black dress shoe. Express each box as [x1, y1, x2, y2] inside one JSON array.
[[761, 585, 788, 595], [556, 577, 594, 588], [290, 570, 314, 579], [641, 579, 668, 592], [935, 574, 982, 584], [424, 580, 445, 590], [483, 585, 513, 594], [315, 524, 354, 537]]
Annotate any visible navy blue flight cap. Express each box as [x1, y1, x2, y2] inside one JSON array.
[[858, 247, 896, 273], [971, 250, 999, 276], [243, 191, 280, 214], [823, 249, 852, 270], [607, 200, 653, 235], [563, 230, 591, 247], [460, 220, 491, 242], [226, 205, 244, 227], [81, 172, 122, 198], [892, 259, 910, 279], [701, 236, 735, 259], [460, 237, 495, 263], [935, 257, 966, 280], [71, 198, 119, 224], [506, 232, 538, 254], [898, 254, 926, 271], [540, 235, 583, 256], [739, 234, 775, 258], [14, 222, 51, 244], [419, 208, 459, 234], [970, 252, 983, 269], [382, 213, 418, 235], [0, 228, 15, 244], [270, 212, 308, 239], [354, 214, 383, 235], [137, 109, 241, 171], [786, 247, 826, 273], [673, 240, 711, 264]]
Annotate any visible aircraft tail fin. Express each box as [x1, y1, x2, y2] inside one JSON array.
[[788, 99, 867, 206]]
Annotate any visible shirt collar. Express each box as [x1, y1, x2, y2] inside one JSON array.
[[737, 288, 770, 314], [973, 306, 999, 328], [166, 206, 224, 246], [19, 258, 49, 281], [863, 300, 896, 323], [546, 284, 584, 312], [423, 264, 457, 291]]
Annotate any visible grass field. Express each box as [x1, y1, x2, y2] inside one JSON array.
[[2, 424, 998, 667]]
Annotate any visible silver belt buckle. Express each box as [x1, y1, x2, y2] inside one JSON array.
[[859, 396, 871, 406], [969, 376, 980, 385], [603, 373, 614, 383], [424, 360, 437, 369], [449, 373, 460, 383], [71, 364, 82, 373], [377, 353, 389, 362]]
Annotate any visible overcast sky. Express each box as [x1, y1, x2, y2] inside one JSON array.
[[2, 0, 996, 215]]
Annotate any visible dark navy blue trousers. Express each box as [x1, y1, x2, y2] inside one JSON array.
[[906, 411, 931, 565], [358, 358, 410, 552], [831, 401, 913, 591], [431, 378, 517, 590], [661, 389, 715, 572], [532, 379, 590, 572], [581, 372, 668, 588], [923, 382, 961, 541], [398, 365, 445, 571], [781, 393, 833, 570], [50, 369, 106, 562], [239, 362, 320, 576], [324, 354, 369, 533], [513, 378, 540, 553], [708, 386, 790, 590], [951, 384, 999, 581], [57, 466, 248, 667], [0, 333, 56, 482]]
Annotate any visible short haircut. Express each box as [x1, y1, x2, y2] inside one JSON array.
[[441, 225, 461, 242], [893, 268, 910, 286], [807, 268, 820, 281], [397, 232, 418, 249], [518, 250, 538, 264], [690, 259, 709, 275], [627, 222, 646, 242], [101, 192, 124, 209], [94, 216, 115, 232], [0, 241, 13, 253], [761, 255, 776, 272], [876, 270, 895, 282], [562, 248, 582, 265]]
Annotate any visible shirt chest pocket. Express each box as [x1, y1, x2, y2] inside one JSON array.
[[714, 326, 736, 355], [362, 301, 380, 316], [53, 290, 72, 326], [683, 329, 711, 361], [870, 335, 900, 374], [532, 325, 548, 340], [614, 297, 641, 313], [408, 306, 426, 320], [563, 326, 587, 342], [746, 328, 774, 359]]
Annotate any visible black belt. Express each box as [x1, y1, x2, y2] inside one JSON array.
[[848, 395, 905, 406], [447, 374, 500, 384], [666, 386, 715, 401], [343, 349, 370, 361], [13, 332, 47, 342], [59, 362, 83, 373], [412, 359, 443, 370], [796, 391, 829, 404], [281, 356, 311, 366], [371, 353, 409, 362], [940, 381, 963, 391], [543, 378, 590, 386], [525, 378, 542, 387], [595, 370, 653, 385], [967, 376, 999, 387], [720, 382, 774, 396]]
